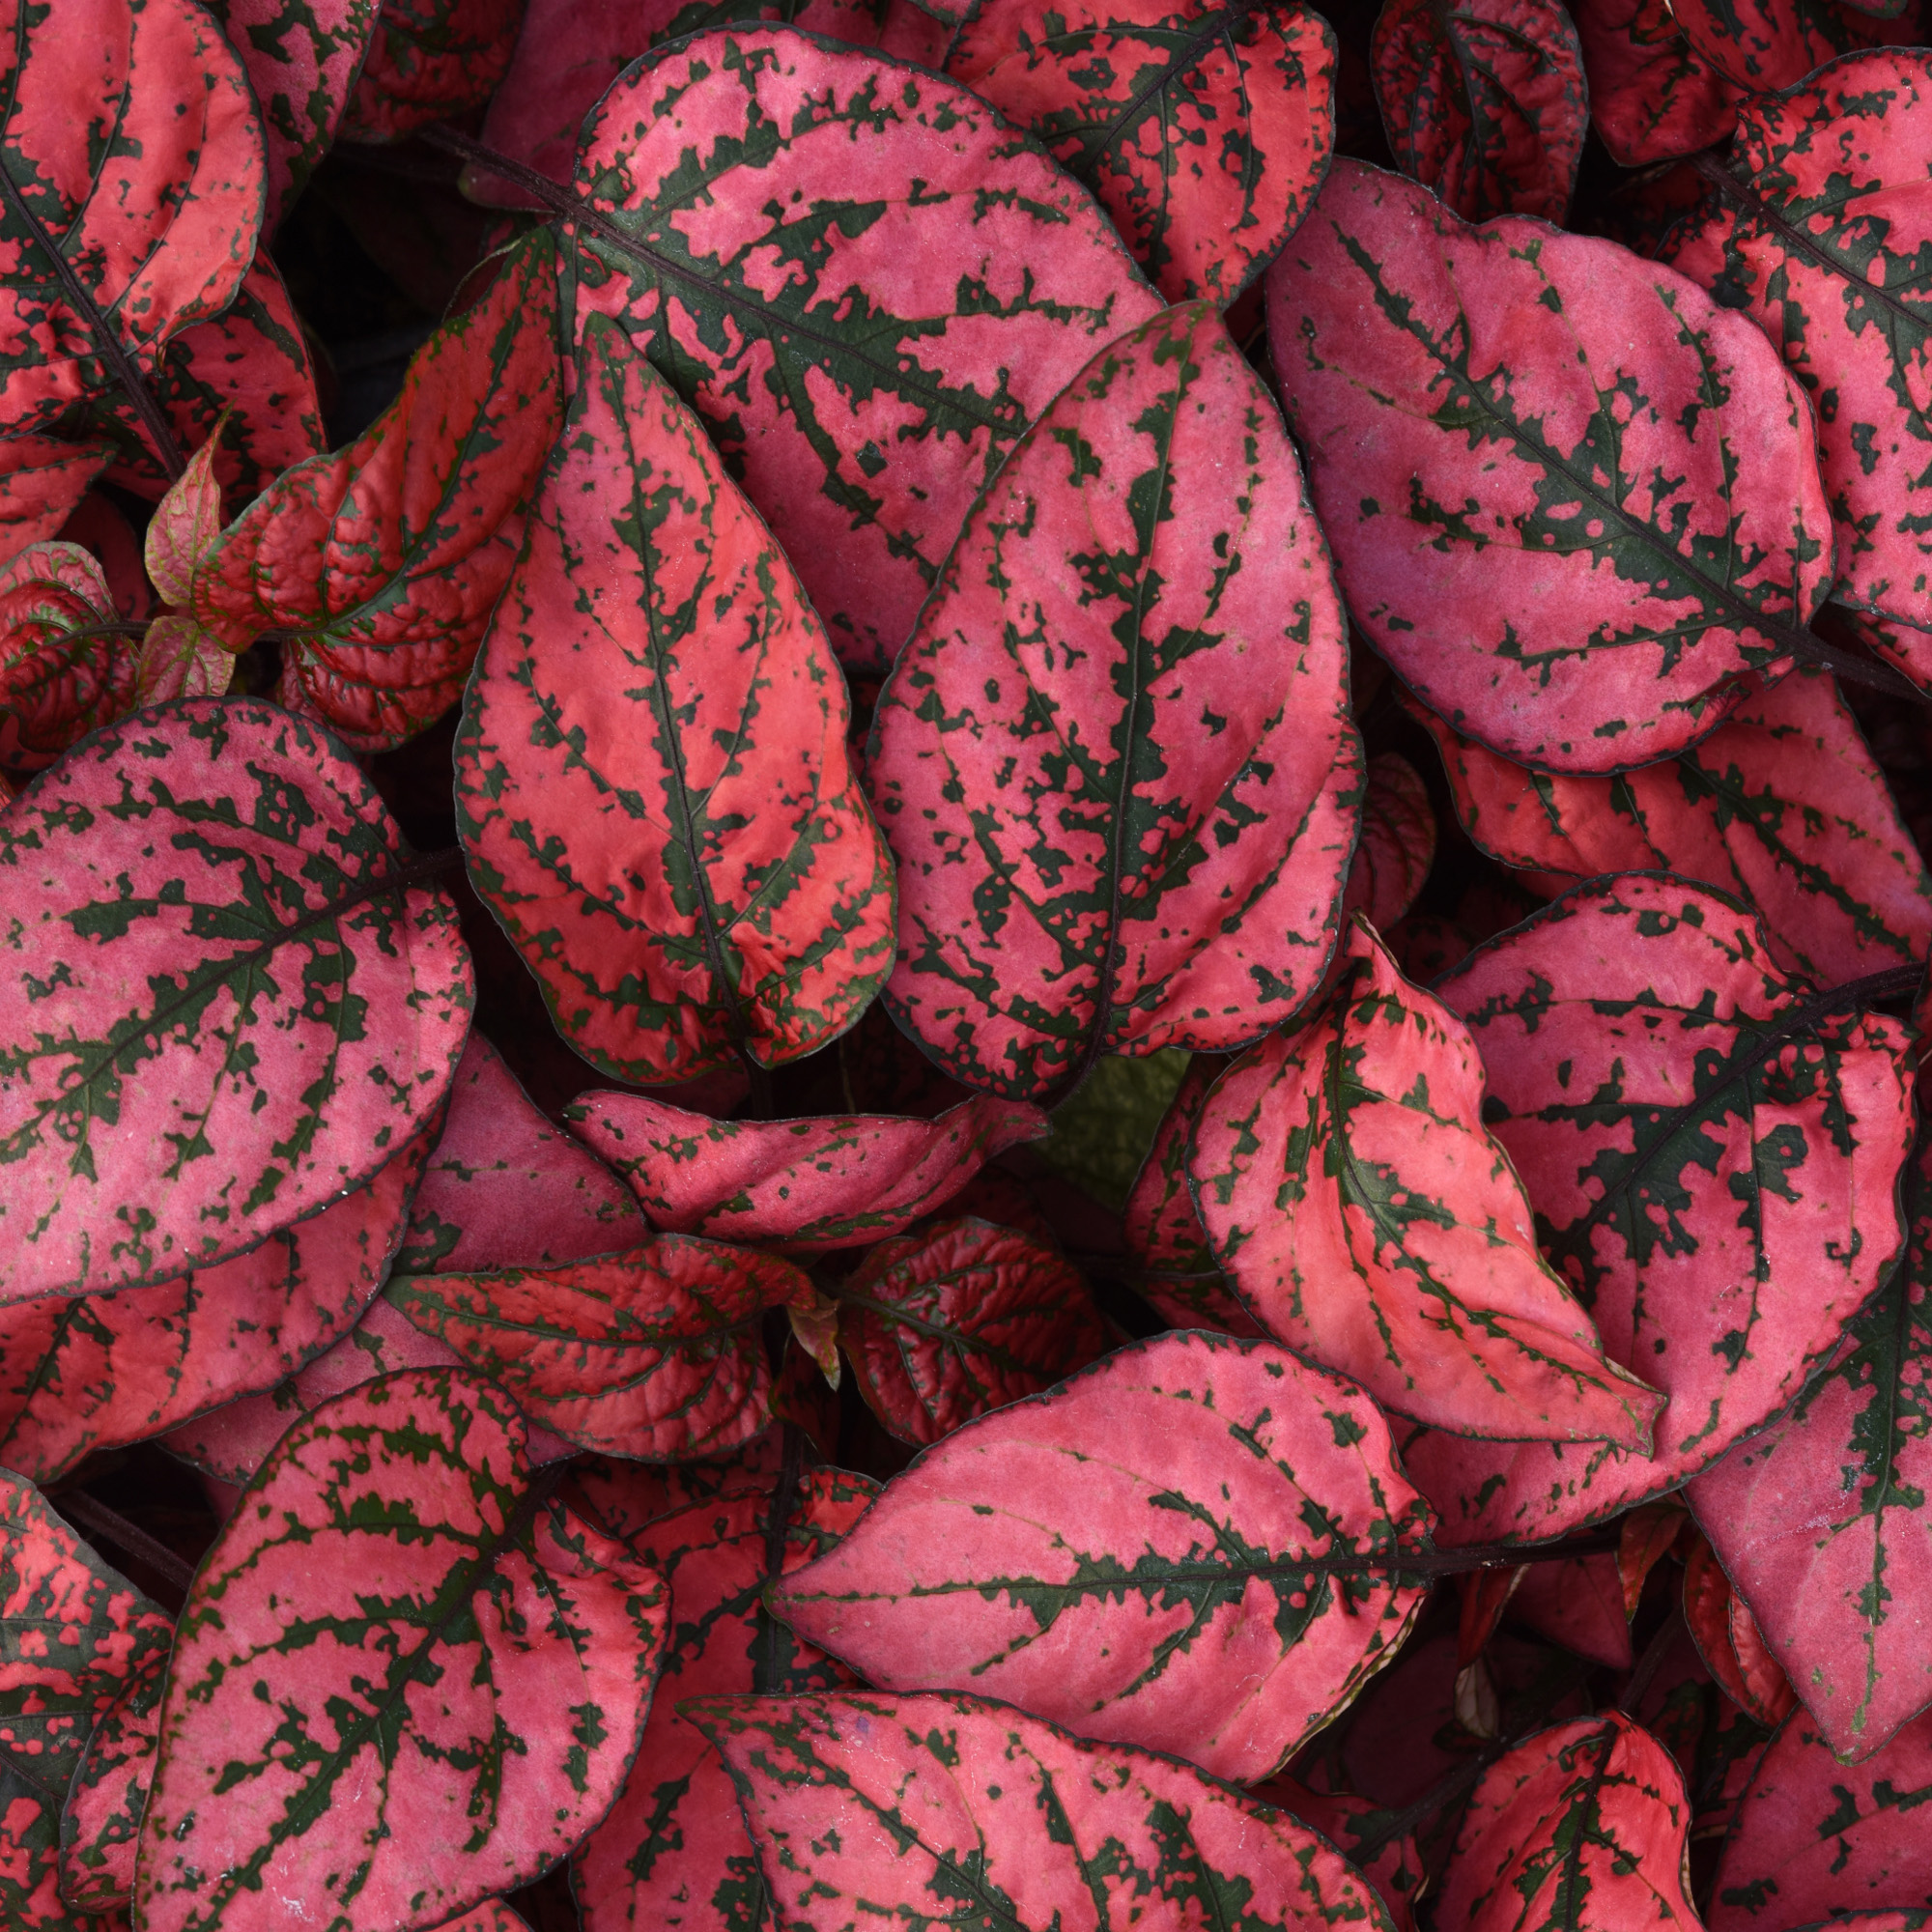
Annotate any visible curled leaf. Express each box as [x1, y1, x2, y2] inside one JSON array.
[[1683, 1535, 1797, 1729], [0, 539, 134, 769]]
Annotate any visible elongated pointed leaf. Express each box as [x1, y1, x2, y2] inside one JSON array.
[[59, 1632, 168, 1913], [1343, 753, 1436, 935], [1372, 0, 1586, 222], [396, 1035, 641, 1275], [575, 1470, 876, 1932], [134, 1368, 670, 1932], [145, 438, 224, 611], [191, 233, 561, 751], [943, 0, 1336, 303], [457, 312, 895, 1086], [871, 299, 1357, 1099], [568, 25, 1163, 672], [1685, 1133, 1932, 1760], [1664, 54, 1932, 661], [208, 0, 384, 230], [0, 0, 266, 438], [0, 540, 134, 770], [344, 0, 525, 139], [835, 1216, 1110, 1444], [1435, 1715, 1698, 1932], [1396, 874, 1915, 1545], [1266, 158, 1837, 773], [692, 1690, 1402, 1932], [563, 1091, 1044, 1252], [773, 1329, 1433, 1779], [0, 1119, 428, 1484], [1682, 1536, 1796, 1728], [1191, 919, 1662, 1445], [0, 440, 111, 573], [384, 1239, 814, 1459], [0, 1472, 171, 1932], [1712, 1706, 1932, 1929], [1415, 669, 1932, 986], [0, 697, 471, 1304]]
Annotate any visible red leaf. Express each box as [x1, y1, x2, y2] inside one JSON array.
[[0, 0, 265, 438], [563, 1090, 1044, 1252], [0, 1473, 171, 1932], [1266, 158, 1837, 773], [772, 1329, 1433, 1780], [1664, 53, 1932, 661], [1397, 875, 1916, 1545], [568, 25, 1163, 672], [1508, 1552, 1634, 1668], [1669, 0, 1898, 91], [1190, 919, 1662, 1444], [1342, 753, 1437, 936], [1572, 0, 1737, 165], [943, 0, 1337, 303], [0, 1121, 429, 1485], [1249, 1779, 1423, 1932], [1683, 1536, 1797, 1729], [58, 1633, 167, 1914], [456, 311, 895, 1085], [694, 1690, 1402, 1932], [574, 1469, 877, 1932], [1711, 1706, 1932, 1929], [0, 440, 112, 573], [1413, 669, 1932, 986], [134, 1369, 669, 1932], [835, 1216, 1111, 1444], [191, 232, 561, 751], [1435, 1714, 1698, 1932], [564, 1434, 785, 1544], [1372, 0, 1586, 222], [0, 698, 472, 1303], [870, 301, 1356, 1098], [397, 1035, 642, 1274], [1618, 1500, 1690, 1615], [384, 1239, 814, 1458], [1122, 1056, 1264, 1336], [0, 540, 134, 770], [344, 0, 526, 140]]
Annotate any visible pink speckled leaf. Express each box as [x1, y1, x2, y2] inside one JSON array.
[[1342, 753, 1436, 935], [568, 25, 1163, 672], [870, 300, 1357, 1100], [574, 1469, 877, 1932], [134, 1369, 669, 1932], [0, 0, 265, 440], [1435, 1714, 1699, 1932], [455, 312, 895, 1087], [0, 1472, 171, 1932], [562, 1089, 1045, 1252], [0, 439, 112, 573], [771, 1329, 1434, 1780], [344, 0, 526, 140], [0, 539, 135, 771], [0, 698, 472, 1304], [191, 232, 560, 751], [384, 1239, 815, 1459], [564, 1433, 785, 1544], [834, 1216, 1110, 1445], [1572, 0, 1737, 167], [1413, 669, 1932, 987], [1397, 874, 1915, 1546], [1668, 0, 1897, 92], [1267, 158, 1846, 773], [692, 1690, 1402, 1932], [944, 0, 1336, 303], [1190, 919, 1662, 1445], [1372, 0, 1586, 222], [58, 1632, 168, 1913]]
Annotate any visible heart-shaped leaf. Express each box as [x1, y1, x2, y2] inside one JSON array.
[[1663, 52, 1932, 663], [1191, 918, 1663, 1445], [191, 232, 561, 751], [1712, 1706, 1932, 1930], [0, 1471, 171, 1932], [574, 1469, 876, 1932], [562, 1090, 1045, 1251], [1396, 874, 1915, 1544], [344, 0, 526, 140], [1372, 0, 1587, 222], [1414, 669, 1932, 987], [1266, 158, 1846, 772], [0, 539, 134, 770], [772, 1328, 1434, 1780], [0, 439, 112, 572], [565, 24, 1163, 672], [943, 0, 1337, 302], [384, 1239, 814, 1459], [0, 697, 471, 1304], [0, 1119, 429, 1485], [870, 299, 1357, 1099], [1573, 0, 1738, 164], [833, 1215, 1111, 1444], [691, 1690, 1403, 1932], [455, 311, 895, 1088], [1343, 753, 1437, 934], [1435, 1714, 1699, 1932], [133, 1368, 670, 1932], [0, 0, 265, 440], [59, 1628, 168, 1912]]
